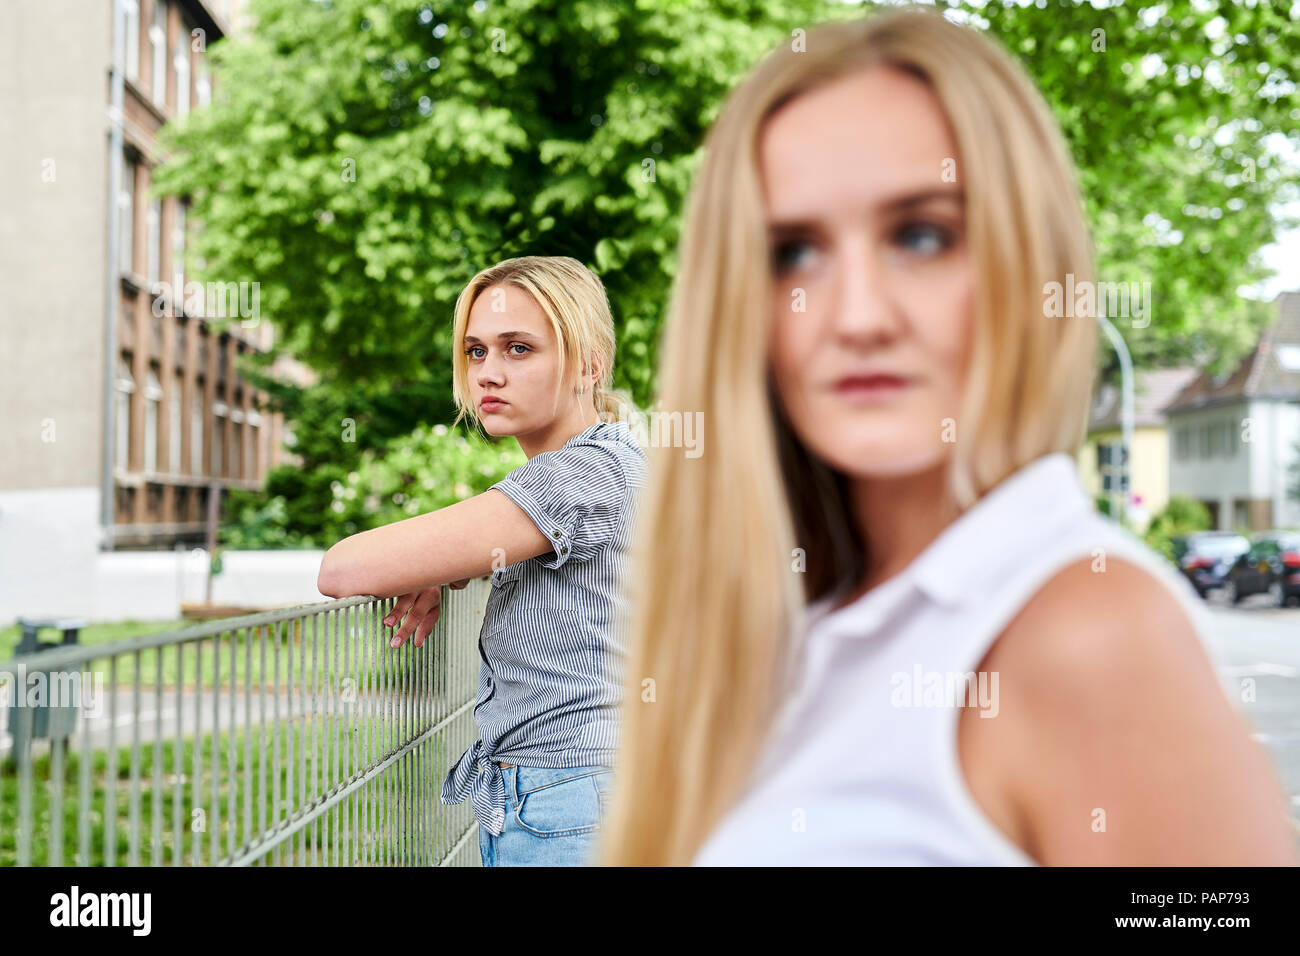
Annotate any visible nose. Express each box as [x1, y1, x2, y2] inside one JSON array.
[[831, 231, 902, 347], [475, 350, 506, 389]]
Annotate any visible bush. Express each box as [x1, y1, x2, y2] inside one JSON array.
[[1143, 495, 1212, 562], [220, 425, 525, 549], [324, 424, 525, 539]]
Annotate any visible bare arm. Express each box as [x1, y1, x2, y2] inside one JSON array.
[[992, 556, 1296, 865], [316, 488, 552, 599]]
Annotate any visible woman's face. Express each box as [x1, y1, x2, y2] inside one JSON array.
[[464, 283, 572, 436], [761, 64, 974, 480]]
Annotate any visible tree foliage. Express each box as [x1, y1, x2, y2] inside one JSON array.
[[151, 0, 1300, 544]]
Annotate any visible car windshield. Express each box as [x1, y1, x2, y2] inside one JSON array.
[[1190, 536, 1249, 557]]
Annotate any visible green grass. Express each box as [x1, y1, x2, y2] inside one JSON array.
[[1, 715, 473, 866], [1, 608, 478, 866]]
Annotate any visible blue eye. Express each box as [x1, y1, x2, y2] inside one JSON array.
[[466, 346, 484, 359], [895, 222, 953, 256], [509, 343, 530, 355], [772, 239, 816, 275]]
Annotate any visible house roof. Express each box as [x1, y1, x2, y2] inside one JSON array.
[[1164, 291, 1300, 415], [1088, 366, 1200, 432]]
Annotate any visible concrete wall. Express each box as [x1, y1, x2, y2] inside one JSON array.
[[0, 486, 334, 625], [0, 0, 112, 492], [1260, 400, 1300, 529]]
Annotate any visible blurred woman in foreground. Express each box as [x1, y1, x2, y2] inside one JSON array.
[[598, 9, 1295, 865]]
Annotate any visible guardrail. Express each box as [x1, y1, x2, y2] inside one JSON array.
[[0, 582, 489, 867]]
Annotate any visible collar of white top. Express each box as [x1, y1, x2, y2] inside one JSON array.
[[805, 452, 1093, 635]]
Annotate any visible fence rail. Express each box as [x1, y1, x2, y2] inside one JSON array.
[[0, 582, 488, 867]]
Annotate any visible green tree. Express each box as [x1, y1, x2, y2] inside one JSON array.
[[156, 0, 845, 539], [971, 0, 1298, 374], [152, 0, 1299, 544]]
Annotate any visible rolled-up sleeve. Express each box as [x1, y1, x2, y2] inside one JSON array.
[[490, 441, 628, 569]]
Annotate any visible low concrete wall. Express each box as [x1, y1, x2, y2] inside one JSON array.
[[0, 485, 336, 624]]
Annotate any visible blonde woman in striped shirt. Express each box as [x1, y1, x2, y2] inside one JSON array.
[[319, 255, 647, 865]]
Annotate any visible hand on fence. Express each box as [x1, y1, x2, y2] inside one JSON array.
[[384, 580, 467, 648]]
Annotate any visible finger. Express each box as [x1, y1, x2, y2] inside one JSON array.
[[413, 601, 442, 648], [383, 592, 415, 628], [449, 579, 469, 590], [391, 588, 440, 648]]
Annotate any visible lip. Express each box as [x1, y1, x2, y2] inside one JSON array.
[[831, 373, 914, 402], [479, 396, 509, 413]]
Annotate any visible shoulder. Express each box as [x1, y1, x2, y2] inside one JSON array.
[[565, 426, 647, 487], [997, 552, 1199, 686], [507, 435, 625, 485], [561, 439, 632, 492], [974, 551, 1295, 863]]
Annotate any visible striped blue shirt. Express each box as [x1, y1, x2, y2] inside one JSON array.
[[440, 420, 648, 834]]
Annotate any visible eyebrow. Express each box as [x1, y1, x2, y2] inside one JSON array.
[[463, 331, 541, 344], [767, 186, 964, 230]]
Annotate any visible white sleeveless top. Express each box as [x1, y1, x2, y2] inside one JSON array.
[[691, 452, 1218, 866]]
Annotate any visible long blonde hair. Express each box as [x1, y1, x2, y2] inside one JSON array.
[[449, 255, 641, 433], [598, 8, 1098, 865]]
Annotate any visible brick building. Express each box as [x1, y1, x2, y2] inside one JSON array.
[[1, 0, 313, 560]]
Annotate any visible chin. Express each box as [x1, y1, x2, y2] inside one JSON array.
[[803, 417, 951, 481]]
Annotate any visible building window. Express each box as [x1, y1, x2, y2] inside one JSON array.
[[248, 409, 261, 476], [174, 21, 191, 116], [212, 399, 226, 477], [144, 368, 162, 473], [191, 385, 204, 475], [115, 487, 134, 525], [172, 201, 187, 303], [232, 421, 242, 480], [170, 371, 183, 473], [116, 357, 135, 471], [146, 195, 161, 286], [123, 0, 140, 82], [196, 56, 211, 108], [150, 0, 168, 108], [119, 158, 136, 275]]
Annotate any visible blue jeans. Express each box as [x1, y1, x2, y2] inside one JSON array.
[[478, 764, 614, 866]]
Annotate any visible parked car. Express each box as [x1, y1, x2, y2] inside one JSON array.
[[1223, 531, 1300, 607], [1170, 532, 1250, 598]]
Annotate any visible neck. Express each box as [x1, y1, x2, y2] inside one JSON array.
[[839, 459, 961, 607], [516, 402, 600, 459]]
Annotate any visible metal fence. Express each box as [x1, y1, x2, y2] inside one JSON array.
[[0, 582, 488, 867]]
